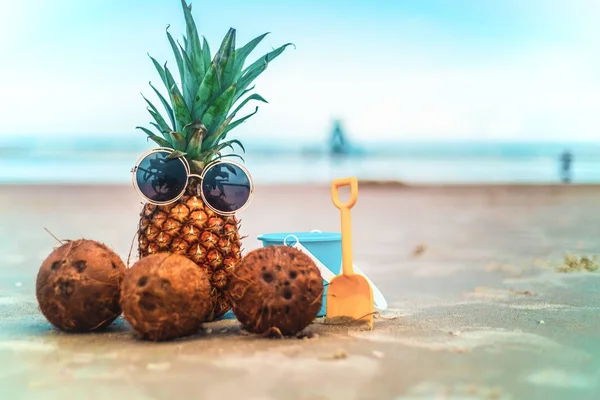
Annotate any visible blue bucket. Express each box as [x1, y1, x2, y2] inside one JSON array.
[[257, 231, 342, 317]]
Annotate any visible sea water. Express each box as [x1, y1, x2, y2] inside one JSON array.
[[2, 135, 600, 185]]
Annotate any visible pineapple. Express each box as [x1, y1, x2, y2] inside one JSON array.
[[135, 0, 293, 321]]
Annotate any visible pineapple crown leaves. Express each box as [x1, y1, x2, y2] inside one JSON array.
[[136, 0, 294, 171]]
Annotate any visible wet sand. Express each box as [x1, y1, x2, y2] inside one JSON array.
[[2, 183, 600, 399]]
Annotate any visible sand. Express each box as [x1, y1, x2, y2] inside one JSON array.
[[2, 183, 600, 399]]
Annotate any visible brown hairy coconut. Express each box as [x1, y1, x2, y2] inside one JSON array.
[[36, 239, 127, 332], [227, 245, 324, 337], [120, 252, 214, 341]]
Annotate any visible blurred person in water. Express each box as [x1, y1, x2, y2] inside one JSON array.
[[559, 149, 573, 184]]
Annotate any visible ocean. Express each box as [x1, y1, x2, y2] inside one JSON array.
[[1, 135, 600, 185]]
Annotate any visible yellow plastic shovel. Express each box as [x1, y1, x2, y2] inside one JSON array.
[[326, 177, 374, 329]]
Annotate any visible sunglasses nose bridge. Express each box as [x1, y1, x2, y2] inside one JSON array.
[[185, 173, 203, 195]]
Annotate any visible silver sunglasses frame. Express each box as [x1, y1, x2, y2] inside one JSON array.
[[131, 146, 255, 216]]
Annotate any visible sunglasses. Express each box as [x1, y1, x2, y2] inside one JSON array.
[[131, 147, 254, 215]]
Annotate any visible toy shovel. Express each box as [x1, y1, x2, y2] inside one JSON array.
[[326, 177, 374, 329]]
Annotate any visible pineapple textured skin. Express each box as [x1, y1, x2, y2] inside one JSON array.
[[138, 178, 244, 321]]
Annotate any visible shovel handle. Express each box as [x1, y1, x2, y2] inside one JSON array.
[[331, 177, 359, 276], [331, 177, 358, 209]]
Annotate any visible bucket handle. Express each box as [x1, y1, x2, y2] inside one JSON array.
[[283, 234, 335, 282]]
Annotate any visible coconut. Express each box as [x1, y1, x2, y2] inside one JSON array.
[[120, 252, 214, 341], [227, 245, 324, 337], [35, 239, 127, 332]]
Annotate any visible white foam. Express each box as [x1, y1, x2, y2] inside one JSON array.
[[5, 254, 25, 265], [504, 270, 600, 288], [397, 381, 508, 400], [0, 296, 25, 305], [349, 327, 586, 358], [508, 303, 571, 311], [0, 340, 56, 353], [525, 368, 597, 389], [462, 287, 513, 301]]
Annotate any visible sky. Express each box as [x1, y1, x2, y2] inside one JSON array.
[[1, 0, 599, 143]]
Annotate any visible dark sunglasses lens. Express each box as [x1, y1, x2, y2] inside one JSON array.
[[136, 150, 188, 203], [201, 162, 251, 213]]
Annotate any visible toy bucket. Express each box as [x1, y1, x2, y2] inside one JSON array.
[[257, 231, 342, 317]]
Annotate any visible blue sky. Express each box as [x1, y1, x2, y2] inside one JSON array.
[[1, 0, 599, 142]]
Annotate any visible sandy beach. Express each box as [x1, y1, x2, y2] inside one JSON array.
[[2, 183, 600, 400]]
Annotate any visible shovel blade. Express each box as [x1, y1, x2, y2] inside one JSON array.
[[326, 274, 374, 329]]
